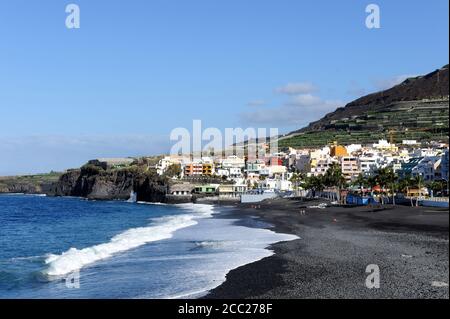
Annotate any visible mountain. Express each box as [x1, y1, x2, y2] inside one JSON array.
[[279, 65, 449, 148]]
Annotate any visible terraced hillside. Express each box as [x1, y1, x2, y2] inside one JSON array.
[[279, 65, 449, 148]]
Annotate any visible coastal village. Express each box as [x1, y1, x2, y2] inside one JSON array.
[[98, 138, 449, 207]]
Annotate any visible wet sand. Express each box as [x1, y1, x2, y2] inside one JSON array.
[[205, 198, 449, 299]]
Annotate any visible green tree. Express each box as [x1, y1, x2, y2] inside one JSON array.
[[290, 172, 304, 190], [375, 167, 398, 205], [426, 180, 446, 196], [352, 173, 368, 195], [163, 164, 182, 178], [302, 175, 325, 197], [323, 163, 347, 203]]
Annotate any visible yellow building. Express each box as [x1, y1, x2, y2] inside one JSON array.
[[202, 163, 214, 176], [330, 144, 348, 157]]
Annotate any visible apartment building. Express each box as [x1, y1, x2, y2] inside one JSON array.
[[341, 156, 361, 181]]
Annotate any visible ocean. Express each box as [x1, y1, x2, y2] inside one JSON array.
[[0, 194, 296, 299]]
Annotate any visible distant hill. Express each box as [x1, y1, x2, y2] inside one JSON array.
[[279, 65, 449, 148]]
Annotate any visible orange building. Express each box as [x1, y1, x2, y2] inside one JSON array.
[[184, 163, 214, 176], [330, 144, 348, 157], [184, 163, 203, 176]]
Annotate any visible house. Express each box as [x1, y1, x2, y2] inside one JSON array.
[[169, 183, 195, 196], [259, 178, 293, 191], [89, 158, 134, 169], [218, 184, 248, 198], [194, 184, 219, 195], [406, 188, 429, 197]]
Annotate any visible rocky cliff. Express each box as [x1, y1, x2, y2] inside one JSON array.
[[0, 173, 60, 195], [52, 165, 169, 202]]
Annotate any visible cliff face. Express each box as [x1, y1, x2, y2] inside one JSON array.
[[0, 182, 41, 194], [0, 174, 60, 195], [52, 166, 169, 202]]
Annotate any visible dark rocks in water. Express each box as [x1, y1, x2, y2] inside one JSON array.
[[52, 166, 169, 202], [133, 172, 168, 203]]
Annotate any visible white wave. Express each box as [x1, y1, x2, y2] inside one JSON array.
[[175, 203, 215, 217], [43, 204, 215, 277], [193, 240, 229, 249], [137, 201, 167, 205]]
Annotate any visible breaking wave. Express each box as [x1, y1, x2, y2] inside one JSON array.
[[43, 204, 215, 277]]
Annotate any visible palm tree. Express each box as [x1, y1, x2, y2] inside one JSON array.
[[376, 168, 398, 205], [353, 173, 367, 195], [367, 175, 378, 196], [289, 172, 301, 191], [303, 175, 325, 198], [411, 175, 425, 207], [324, 163, 347, 203]]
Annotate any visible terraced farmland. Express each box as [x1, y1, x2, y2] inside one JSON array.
[[279, 99, 449, 148]]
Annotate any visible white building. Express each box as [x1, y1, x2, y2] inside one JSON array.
[[411, 156, 442, 182], [221, 155, 246, 169], [412, 148, 440, 157], [346, 144, 363, 154], [341, 156, 360, 181], [358, 153, 382, 175], [402, 140, 419, 146], [260, 178, 293, 191]]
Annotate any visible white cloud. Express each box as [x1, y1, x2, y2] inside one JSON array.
[[275, 82, 318, 95], [240, 94, 343, 128], [286, 94, 323, 107]]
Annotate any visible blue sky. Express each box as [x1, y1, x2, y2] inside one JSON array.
[[0, 0, 448, 175]]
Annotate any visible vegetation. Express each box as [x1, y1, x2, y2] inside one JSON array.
[[80, 163, 105, 175], [278, 100, 449, 148], [299, 163, 448, 206], [0, 171, 62, 185], [163, 164, 182, 178]]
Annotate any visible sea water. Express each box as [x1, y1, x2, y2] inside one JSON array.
[[0, 194, 296, 298]]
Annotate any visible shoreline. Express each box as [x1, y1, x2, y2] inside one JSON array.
[[2, 194, 448, 298], [204, 198, 449, 299], [0, 195, 296, 299]]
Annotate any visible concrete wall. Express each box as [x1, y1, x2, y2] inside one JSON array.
[[241, 193, 278, 203]]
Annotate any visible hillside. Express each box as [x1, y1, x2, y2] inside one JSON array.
[[0, 172, 62, 194], [279, 65, 449, 148]]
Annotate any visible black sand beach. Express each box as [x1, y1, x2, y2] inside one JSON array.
[[206, 199, 449, 299]]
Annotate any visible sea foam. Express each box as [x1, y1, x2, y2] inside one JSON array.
[[43, 204, 215, 277]]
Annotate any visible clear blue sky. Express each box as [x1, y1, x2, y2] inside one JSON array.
[[0, 0, 448, 175]]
